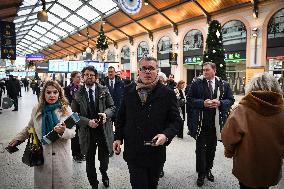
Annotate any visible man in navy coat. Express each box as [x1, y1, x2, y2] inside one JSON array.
[[187, 62, 234, 187]]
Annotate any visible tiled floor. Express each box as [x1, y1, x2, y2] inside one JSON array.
[[0, 90, 283, 189]]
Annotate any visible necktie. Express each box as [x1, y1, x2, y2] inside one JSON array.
[[110, 80, 114, 89], [208, 80, 213, 99], [89, 88, 96, 117]]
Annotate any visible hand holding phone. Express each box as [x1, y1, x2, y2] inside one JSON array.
[[5, 145, 19, 154], [144, 139, 158, 146]]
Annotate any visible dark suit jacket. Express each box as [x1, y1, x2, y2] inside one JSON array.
[[187, 76, 235, 139], [115, 82, 182, 165]]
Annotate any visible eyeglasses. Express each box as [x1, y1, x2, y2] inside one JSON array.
[[139, 66, 156, 73], [84, 74, 96, 77]]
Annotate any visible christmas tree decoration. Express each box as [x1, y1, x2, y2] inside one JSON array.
[[96, 25, 108, 53], [203, 20, 226, 80]]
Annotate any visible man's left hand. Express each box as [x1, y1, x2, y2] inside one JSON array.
[[211, 99, 220, 108], [152, 134, 167, 146], [98, 113, 107, 124]]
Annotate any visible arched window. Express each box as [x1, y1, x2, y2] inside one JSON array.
[[137, 41, 149, 61], [157, 36, 172, 54], [221, 20, 247, 95], [107, 49, 115, 61], [183, 29, 203, 51], [157, 36, 172, 76], [183, 29, 203, 65], [120, 45, 130, 70], [222, 20, 246, 46], [267, 8, 284, 92]]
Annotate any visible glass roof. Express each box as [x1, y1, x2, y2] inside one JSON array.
[[15, 0, 118, 56]]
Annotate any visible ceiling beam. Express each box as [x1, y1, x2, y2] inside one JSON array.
[[191, 0, 211, 23], [0, 1, 22, 11]]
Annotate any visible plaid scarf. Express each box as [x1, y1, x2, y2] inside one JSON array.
[[136, 76, 159, 105]]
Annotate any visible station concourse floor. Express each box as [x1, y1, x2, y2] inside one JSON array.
[[0, 90, 283, 189]]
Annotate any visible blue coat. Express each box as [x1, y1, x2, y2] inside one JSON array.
[[187, 76, 234, 139]]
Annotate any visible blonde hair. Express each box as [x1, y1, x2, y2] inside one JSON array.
[[245, 72, 282, 95], [177, 80, 185, 90], [36, 80, 69, 116]]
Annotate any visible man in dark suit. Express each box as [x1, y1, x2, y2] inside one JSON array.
[[6, 75, 20, 111], [113, 57, 181, 189], [104, 66, 124, 120], [71, 66, 115, 189], [187, 62, 234, 187]]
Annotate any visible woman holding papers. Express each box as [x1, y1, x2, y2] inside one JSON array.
[[8, 80, 76, 189]]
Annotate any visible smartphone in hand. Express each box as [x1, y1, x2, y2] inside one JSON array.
[[5, 146, 19, 154]]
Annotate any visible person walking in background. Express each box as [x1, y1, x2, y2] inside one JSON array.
[[221, 73, 284, 189], [6, 75, 20, 111], [35, 80, 42, 101], [166, 74, 177, 90], [30, 79, 36, 94], [158, 71, 167, 85], [71, 66, 115, 189], [8, 80, 76, 189], [23, 78, 29, 92], [104, 66, 124, 121], [174, 80, 186, 138], [0, 79, 5, 114], [187, 62, 234, 187], [113, 57, 181, 189], [64, 71, 84, 162]]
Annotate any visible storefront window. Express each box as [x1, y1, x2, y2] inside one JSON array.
[[222, 20, 247, 94], [267, 8, 284, 92], [157, 36, 172, 76], [183, 29, 203, 84], [121, 45, 130, 70], [137, 41, 149, 61], [107, 49, 115, 61]]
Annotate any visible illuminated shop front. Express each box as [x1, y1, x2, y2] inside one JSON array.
[[267, 8, 284, 92], [183, 29, 203, 84], [222, 20, 247, 94]]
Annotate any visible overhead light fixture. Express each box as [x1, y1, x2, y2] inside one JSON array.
[[144, 0, 149, 5], [85, 27, 92, 53], [37, 0, 48, 22]]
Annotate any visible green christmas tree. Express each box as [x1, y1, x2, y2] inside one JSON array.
[[203, 20, 226, 80], [96, 25, 108, 52]]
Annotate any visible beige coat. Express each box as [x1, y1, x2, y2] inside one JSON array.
[[221, 91, 284, 188], [14, 105, 76, 189]]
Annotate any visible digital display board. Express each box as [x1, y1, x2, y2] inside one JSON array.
[[86, 61, 104, 72], [68, 61, 79, 72], [77, 61, 86, 72], [58, 61, 68, 72]]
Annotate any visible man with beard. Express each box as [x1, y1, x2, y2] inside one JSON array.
[[113, 57, 181, 189], [71, 66, 115, 189]]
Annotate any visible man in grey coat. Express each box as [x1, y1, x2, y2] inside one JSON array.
[[72, 66, 115, 189]]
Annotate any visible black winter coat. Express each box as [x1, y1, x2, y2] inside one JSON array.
[[115, 82, 182, 165]]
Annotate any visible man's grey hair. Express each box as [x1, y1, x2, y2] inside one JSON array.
[[158, 72, 167, 81], [203, 62, 216, 70], [138, 56, 158, 68], [245, 72, 282, 95]]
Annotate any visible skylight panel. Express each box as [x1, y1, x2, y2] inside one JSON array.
[[89, 0, 117, 13], [77, 5, 100, 21], [35, 40, 47, 47], [40, 36, 53, 44], [48, 13, 61, 25], [45, 32, 60, 41], [14, 17, 27, 23], [50, 3, 70, 19], [51, 27, 67, 37], [38, 22, 53, 30], [66, 15, 86, 27], [58, 22, 75, 32], [28, 30, 42, 38], [32, 25, 47, 34], [17, 9, 32, 16], [57, 0, 82, 11], [24, 19, 37, 26], [25, 35, 37, 42]]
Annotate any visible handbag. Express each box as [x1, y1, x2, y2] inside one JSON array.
[[22, 128, 44, 167], [2, 97, 14, 109]]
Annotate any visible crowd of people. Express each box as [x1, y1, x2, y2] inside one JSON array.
[[4, 57, 284, 189]]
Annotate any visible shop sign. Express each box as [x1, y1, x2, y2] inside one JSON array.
[[26, 54, 45, 60], [224, 52, 246, 62], [184, 56, 202, 65], [0, 21, 16, 60], [246, 68, 265, 85], [169, 52, 178, 65]]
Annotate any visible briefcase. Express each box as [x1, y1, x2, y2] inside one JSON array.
[[2, 97, 14, 109]]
